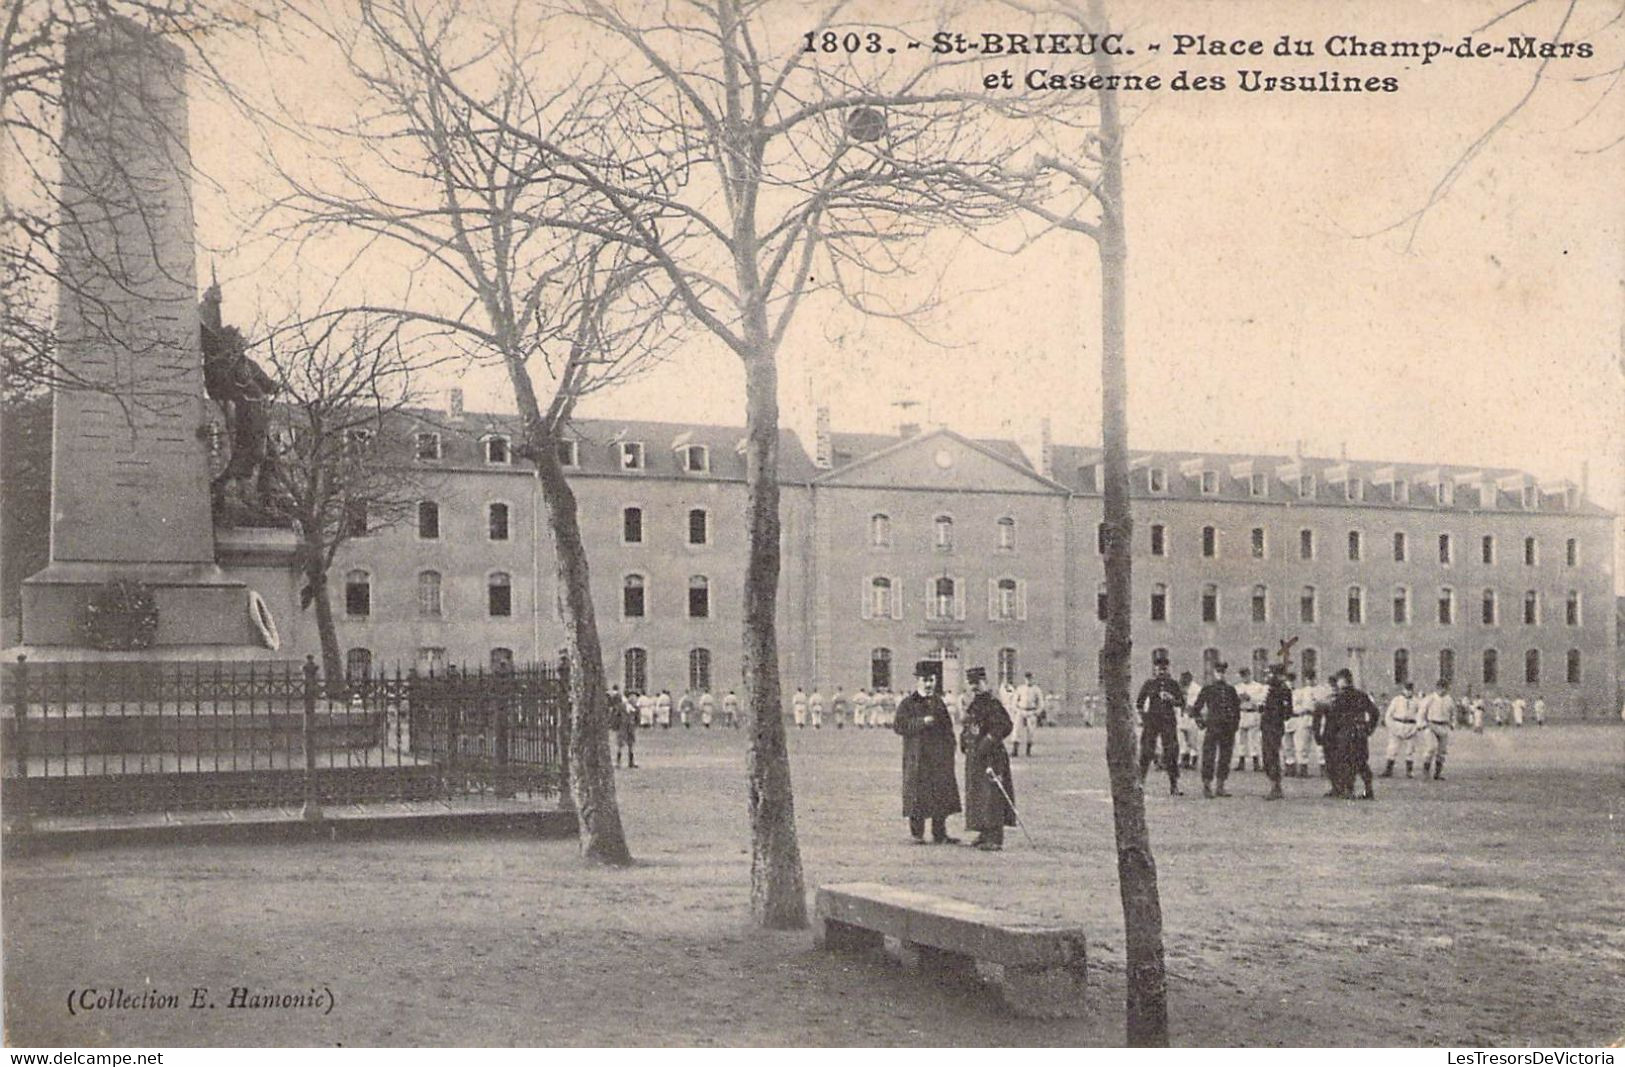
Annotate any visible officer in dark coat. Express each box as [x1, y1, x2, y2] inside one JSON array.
[[960, 667, 1016, 851], [893, 660, 961, 844], [1134, 653, 1186, 795], [1191, 660, 1242, 798], [1260, 666, 1294, 800], [1317, 669, 1380, 799]]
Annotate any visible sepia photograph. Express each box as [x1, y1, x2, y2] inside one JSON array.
[[2, 0, 1621, 1051]]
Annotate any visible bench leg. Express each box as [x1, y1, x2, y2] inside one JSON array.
[[816, 918, 885, 953], [898, 941, 979, 986], [999, 961, 1087, 1019]]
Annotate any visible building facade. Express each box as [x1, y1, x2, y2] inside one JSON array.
[[306, 401, 1619, 718]]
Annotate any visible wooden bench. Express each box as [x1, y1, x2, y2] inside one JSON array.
[[813, 881, 1087, 1018]]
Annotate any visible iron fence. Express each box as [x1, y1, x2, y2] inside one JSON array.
[[1, 656, 571, 818]]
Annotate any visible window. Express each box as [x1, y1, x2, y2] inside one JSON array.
[[1347, 530, 1362, 561], [1097, 522, 1109, 555], [870, 513, 892, 547], [345, 570, 371, 617], [1299, 473, 1316, 498], [1252, 648, 1270, 677], [934, 515, 954, 551], [624, 647, 648, 692], [623, 506, 643, 544], [1523, 484, 1538, 510], [345, 647, 373, 678], [997, 648, 1018, 688], [1523, 536, 1537, 566], [1483, 648, 1499, 686], [1436, 481, 1453, 507], [1200, 470, 1218, 495], [1300, 528, 1315, 560], [415, 432, 441, 461], [1096, 582, 1108, 622], [1346, 477, 1363, 502], [623, 574, 646, 619], [1482, 535, 1496, 565], [1097, 648, 1107, 685], [1392, 480, 1409, 504], [1346, 585, 1364, 625], [1203, 647, 1222, 679], [1393, 648, 1410, 686], [932, 577, 960, 620], [1301, 648, 1318, 680], [868, 576, 894, 619], [1481, 588, 1498, 625], [1565, 590, 1580, 626], [1566, 649, 1581, 685], [418, 571, 443, 617], [417, 647, 446, 675], [1251, 584, 1268, 623], [1523, 590, 1539, 626], [344, 501, 368, 538], [688, 648, 711, 692], [1249, 472, 1268, 498], [620, 441, 645, 470], [1201, 583, 1219, 623], [682, 444, 709, 472], [1565, 538, 1578, 567], [1392, 586, 1409, 624], [688, 576, 710, 619], [995, 578, 1018, 621], [1250, 527, 1266, 559], [557, 440, 578, 468], [997, 517, 1017, 551], [1524, 649, 1540, 685], [484, 435, 510, 465], [1438, 533, 1453, 565], [488, 572, 512, 617], [871, 648, 893, 690], [417, 501, 440, 540], [490, 647, 514, 673], [1300, 585, 1317, 624], [688, 508, 709, 546], [1438, 649, 1455, 686], [488, 502, 510, 541], [1150, 524, 1166, 556], [1150, 583, 1168, 622], [1149, 467, 1167, 493], [1393, 532, 1407, 562], [1438, 587, 1455, 625], [1202, 526, 1217, 558]]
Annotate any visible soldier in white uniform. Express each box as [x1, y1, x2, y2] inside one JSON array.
[[791, 687, 807, 728], [1418, 679, 1456, 780], [1534, 696, 1547, 726], [1233, 667, 1266, 772], [636, 691, 654, 729], [1012, 673, 1044, 758], [1289, 670, 1326, 778], [1381, 682, 1421, 778], [655, 688, 673, 728], [1178, 671, 1203, 771], [722, 689, 741, 728], [809, 688, 825, 729], [699, 689, 716, 728], [852, 687, 871, 728], [1511, 696, 1526, 727]]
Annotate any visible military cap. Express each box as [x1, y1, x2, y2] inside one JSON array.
[[913, 660, 937, 678], [1152, 652, 1170, 666], [965, 667, 987, 684], [1213, 660, 1229, 672]]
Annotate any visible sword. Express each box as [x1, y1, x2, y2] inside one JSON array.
[[985, 766, 1036, 848]]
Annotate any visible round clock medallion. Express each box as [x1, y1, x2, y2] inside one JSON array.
[[934, 448, 953, 469]]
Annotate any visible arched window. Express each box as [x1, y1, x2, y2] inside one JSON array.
[[417, 500, 440, 540], [1301, 648, 1319, 680], [1250, 527, 1266, 559], [1251, 584, 1268, 623], [1438, 533, 1454, 565], [418, 570, 442, 617], [622, 506, 643, 544], [1392, 586, 1409, 625], [623, 574, 646, 619], [688, 508, 709, 546], [1524, 648, 1540, 685], [1482, 588, 1498, 625], [1393, 531, 1408, 562], [997, 517, 1017, 551], [1347, 530, 1363, 562], [1482, 648, 1498, 686], [1565, 538, 1578, 566], [489, 647, 514, 673], [688, 575, 710, 619], [1347, 585, 1364, 625], [488, 502, 510, 541], [1149, 583, 1168, 622], [1565, 590, 1580, 626], [1523, 590, 1539, 625], [1201, 583, 1219, 623], [487, 572, 512, 617], [688, 648, 712, 692], [933, 576, 958, 620], [1523, 536, 1538, 566], [1097, 582, 1108, 622], [1566, 649, 1581, 684], [1202, 526, 1217, 558], [870, 513, 891, 547], [871, 648, 892, 690], [1439, 648, 1455, 686], [869, 576, 893, 619], [1438, 587, 1455, 625], [1299, 528, 1315, 560], [624, 647, 648, 692], [1300, 585, 1317, 624], [1482, 535, 1496, 564], [345, 647, 373, 678], [997, 648, 1018, 687], [996, 578, 1018, 620], [344, 570, 371, 617], [934, 515, 954, 551], [1393, 648, 1410, 686]]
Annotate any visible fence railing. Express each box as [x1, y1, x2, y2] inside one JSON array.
[[1, 655, 571, 818]]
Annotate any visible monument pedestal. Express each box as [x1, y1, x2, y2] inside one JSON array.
[[21, 561, 255, 648]]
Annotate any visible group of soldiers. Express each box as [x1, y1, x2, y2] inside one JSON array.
[[893, 660, 1020, 851], [606, 686, 745, 767], [1134, 652, 1465, 801], [788, 678, 1055, 751]]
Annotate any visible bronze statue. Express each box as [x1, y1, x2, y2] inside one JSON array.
[[200, 279, 281, 521]]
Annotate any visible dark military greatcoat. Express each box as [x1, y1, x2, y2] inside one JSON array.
[[961, 691, 1016, 831], [893, 691, 962, 819]]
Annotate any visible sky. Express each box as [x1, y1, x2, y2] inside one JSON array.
[[183, 0, 1623, 585]]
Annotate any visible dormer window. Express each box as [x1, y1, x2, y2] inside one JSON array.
[[1249, 472, 1267, 498], [620, 441, 645, 470], [1436, 481, 1453, 506], [415, 432, 442, 461], [1148, 467, 1167, 493], [1345, 477, 1363, 502], [682, 444, 709, 473], [1298, 474, 1316, 498], [557, 440, 579, 468], [1522, 484, 1538, 510], [1200, 470, 1218, 495], [484, 435, 511, 465], [1392, 479, 1408, 503]]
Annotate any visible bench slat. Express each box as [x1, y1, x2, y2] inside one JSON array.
[[817, 882, 1085, 968]]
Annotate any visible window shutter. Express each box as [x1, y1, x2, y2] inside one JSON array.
[[861, 578, 873, 620], [891, 577, 904, 620], [1017, 580, 1028, 621], [987, 578, 997, 621], [955, 576, 967, 621]]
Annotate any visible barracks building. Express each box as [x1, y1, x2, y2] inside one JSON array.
[[305, 393, 1619, 719]]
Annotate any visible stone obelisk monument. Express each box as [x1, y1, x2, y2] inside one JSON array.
[[20, 17, 259, 651]]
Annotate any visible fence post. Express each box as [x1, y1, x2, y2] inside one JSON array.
[[555, 654, 574, 812], [494, 675, 512, 799], [9, 655, 31, 830], [301, 655, 324, 822]]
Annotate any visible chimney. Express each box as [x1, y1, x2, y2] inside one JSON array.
[[814, 405, 832, 469], [1339, 441, 1347, 462], [898, 422, 921, 439], [1039, 418, 1054, 480], [448, 388, 464, 419]]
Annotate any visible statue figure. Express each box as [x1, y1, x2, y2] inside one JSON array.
[[200, 279, 282, 522]]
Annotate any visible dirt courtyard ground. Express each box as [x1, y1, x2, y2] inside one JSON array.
[[5, 720, 1623, 1047]]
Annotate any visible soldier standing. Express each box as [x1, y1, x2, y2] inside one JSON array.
[[699, 689, 715, 728], [1177, 671, 1202, 771], [1135, 653, 1186, 795], [1191, 660, 1242, 799], [678, 689, 695, 729], [1381, 682, 1420, 778], [1012, 672, 1043, 758], [1534, 695, 1547, 726], [1289, 670, 1325, 778], [1419, 679, 1456, 780], [612, 687, 638, 768], [1319, 669, 1378, 799], [831, 687, 850, 729], [852, 687, 871, 729], [637, 690, 654, 729], [893, 660, 961, 845], [961, 667, 1016, 851], [1260, 666, 1293, 800], [722, 689, 741, 729], [655, 688, 673, 728], [809, 688, 826, 729], [792, 687, 807, 728], [1512, 695, 1527, 727], [1234, 667, 1266, 772]]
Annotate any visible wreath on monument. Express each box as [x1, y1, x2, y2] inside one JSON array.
[[81, 578, 160, 650]]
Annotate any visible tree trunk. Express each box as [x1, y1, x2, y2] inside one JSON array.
[[532, 436, 634, 866], [741, 343, 808, 929], [1092, 0, 1170, 1045], [305, 555, 344, 686]]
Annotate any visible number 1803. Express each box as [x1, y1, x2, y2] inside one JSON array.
[[803, 30, 884, 53]]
